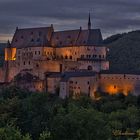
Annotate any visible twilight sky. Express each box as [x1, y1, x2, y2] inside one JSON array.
[[0, 0, 140, 42]]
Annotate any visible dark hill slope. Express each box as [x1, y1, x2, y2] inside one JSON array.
[[0, 43, 6, 67], [105, 30, 140, 73]]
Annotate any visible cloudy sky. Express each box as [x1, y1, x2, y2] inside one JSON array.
[[0, 0, 140, 42]]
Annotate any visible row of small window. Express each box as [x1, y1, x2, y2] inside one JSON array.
[[69, 86, 91, 90], [58, 41, 86, 45], [23, 61, 31, 65], [56, 55, 73, 59], [22, 52, 33, 57], [56, 35, 71, 40], [69, 81, 90, 85], [45, 52, 54, 55], [22, 51, 41, 56], [15, 32, 42, 40], [81, 54, 105, 59], [15, 38, 41, 43], [18, 48, 32, 54], [102, 77, 140, 80]]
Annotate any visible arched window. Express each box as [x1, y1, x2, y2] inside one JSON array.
[[70, 56, 72, 59], [87, 65, 92, 71], [65, 55, 68, 59], [61, 55, 63, 59]]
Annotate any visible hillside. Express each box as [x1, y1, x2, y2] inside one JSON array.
[[104, 30, 140, 73], [0, 43, 6, 67]]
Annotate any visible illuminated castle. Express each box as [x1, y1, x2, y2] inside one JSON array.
[[0, 14, 140, 98]]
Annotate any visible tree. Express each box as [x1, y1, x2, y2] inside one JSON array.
[[0, 126, 31, 140], [51, 105, 111, 140]]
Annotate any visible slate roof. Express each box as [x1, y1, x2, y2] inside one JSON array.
[[100, 70, 140, 75], [60, 71, 96, 82], [51, 29, 103, 47], [10, 26, 103, 48], [45, 71, 96, 82], [77, 58, 106, 62], [11, 26, 53, 48]]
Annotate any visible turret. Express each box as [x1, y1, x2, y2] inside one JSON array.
[[88, 13, 91, 30]]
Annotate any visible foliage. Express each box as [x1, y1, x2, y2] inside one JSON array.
[[0, 86, 140, 140], [0, 125, 31, 140], [104, 30, 140, 73], [0, 43, 6, 67]]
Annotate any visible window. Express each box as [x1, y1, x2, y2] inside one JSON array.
[[99, 55, 101, 58], [70, 56, 72, 59], [69, 81, 73, 84], [61, 55, 63, 59], [23, 61, 26, 65], [38, 51, 40, 55], [39, 31, 42, 36], [60, 41, 62, 45], [29, 61, 30, 65], [35, 51, 37, 55], [36, 64, 39, 68], [31, 39, 34, 42], [87, 81, 89, 85], [37, 38, 40, 42], [65, 55, 68, 59], [87, 65, 92, 71]]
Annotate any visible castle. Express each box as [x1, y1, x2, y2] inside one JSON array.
[[0, 14, 140, 99]]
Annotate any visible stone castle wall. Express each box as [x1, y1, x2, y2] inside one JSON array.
[[99, 74, 140, 96]]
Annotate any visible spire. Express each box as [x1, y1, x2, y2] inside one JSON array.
[[88, 13, 91, 30], [7, 40, 11, 48]]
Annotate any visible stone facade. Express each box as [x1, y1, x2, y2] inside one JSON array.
[[0, 17, 140, 98]]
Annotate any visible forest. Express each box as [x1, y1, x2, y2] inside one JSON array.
[[0, 86, 140, 140]]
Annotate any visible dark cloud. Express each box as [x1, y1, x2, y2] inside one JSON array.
[[0, 0, 140, 42]]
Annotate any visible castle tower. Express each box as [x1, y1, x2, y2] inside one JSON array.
[[88, 13, 91, 30]]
